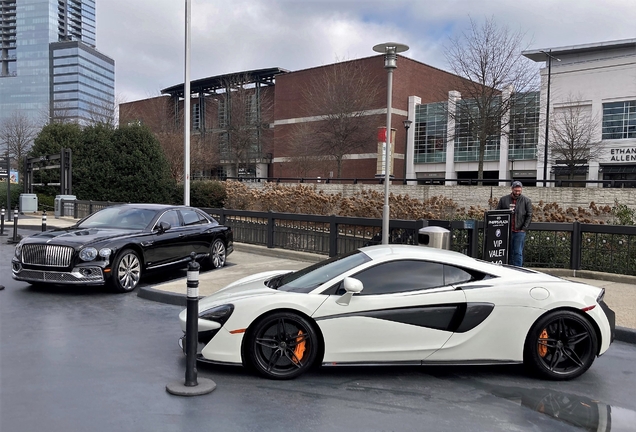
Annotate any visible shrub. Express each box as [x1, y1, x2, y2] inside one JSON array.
[[190, 180, 226, 208]]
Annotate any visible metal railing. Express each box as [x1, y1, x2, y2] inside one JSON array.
[[61, 199, 636, 276], [212, 176, 636, 188]]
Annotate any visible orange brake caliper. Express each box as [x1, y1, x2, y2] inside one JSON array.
[[538, 329, 549, 357], [293, 330, 306, 364]]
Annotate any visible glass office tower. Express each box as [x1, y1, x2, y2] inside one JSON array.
[[0, 0, 114, 125]]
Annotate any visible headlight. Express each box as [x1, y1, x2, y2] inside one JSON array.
[[199, 304, 234, 326], [14, 242, 22, 258], [79, 247, 98, 261], [99, 248, 112, 258]]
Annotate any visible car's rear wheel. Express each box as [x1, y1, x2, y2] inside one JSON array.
[[524, 310, 598, 380], [208, 239, 226, 269], [246, 312, 318, 380], [110, 248, 141, 293]]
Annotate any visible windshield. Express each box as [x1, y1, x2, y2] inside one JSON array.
[[277, 249, 371, 293], [78, 207, 158, 230]]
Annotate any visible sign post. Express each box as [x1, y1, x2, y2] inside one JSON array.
[[483, 210, 513, 265], [0, 156, 10, 221]]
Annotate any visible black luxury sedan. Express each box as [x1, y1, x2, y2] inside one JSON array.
[[12, 204, 233, 292]]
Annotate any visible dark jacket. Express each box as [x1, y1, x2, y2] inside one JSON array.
[[496, 193, 533, 231]]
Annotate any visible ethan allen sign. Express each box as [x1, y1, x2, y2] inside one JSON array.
[[609, 148, 636, 162]]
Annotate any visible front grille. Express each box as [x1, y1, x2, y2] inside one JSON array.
[[22, 244, 74, 267], [15, 268, 104, 284]]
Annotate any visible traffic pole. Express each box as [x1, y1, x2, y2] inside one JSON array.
[[0, 207, 5, 236], [184, 253, 200, 386], [166, 252, 216, 396], [10, 209, 18, 243], [42, 210, 47, 232]]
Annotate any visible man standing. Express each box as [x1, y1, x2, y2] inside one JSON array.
[[496, 181, 533, 266]]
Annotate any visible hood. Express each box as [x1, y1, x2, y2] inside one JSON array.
[[198, 270, 293, 311], [22, 227, 140, 248]]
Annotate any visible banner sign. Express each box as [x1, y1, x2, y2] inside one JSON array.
[[0, 157, 8, 177], [483, 210, 512, 265]]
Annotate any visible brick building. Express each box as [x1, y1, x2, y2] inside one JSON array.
[[119, 56, 471, 180]]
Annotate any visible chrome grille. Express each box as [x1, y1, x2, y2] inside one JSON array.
[[22, 244, 74, 267]]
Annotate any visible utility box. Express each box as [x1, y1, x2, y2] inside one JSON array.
[[19, 194, 38, 213], [54, 195, 76, 218], [418, 226, 450, 250]]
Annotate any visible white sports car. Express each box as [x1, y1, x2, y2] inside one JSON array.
[[178, 245, 615, 380]]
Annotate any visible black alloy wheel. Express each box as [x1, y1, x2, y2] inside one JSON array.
[[110, 248, 141, 293], [209, 239, 226, 269], [246, 312, 318, 380], [524, 310, 598, 380]]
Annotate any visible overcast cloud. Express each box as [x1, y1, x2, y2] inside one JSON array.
[[95, 0, 636, 103]]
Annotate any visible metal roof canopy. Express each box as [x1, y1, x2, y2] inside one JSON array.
[[161, 67, 290, 98], [522, 38, 636, 62], [601, 165, 636, 174]]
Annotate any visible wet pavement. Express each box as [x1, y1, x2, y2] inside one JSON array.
[[2, 222, 636, 431]]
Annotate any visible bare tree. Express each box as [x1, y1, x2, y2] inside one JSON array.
[[444, 17, 538, 181], [86, 94, 127, 127], [549, 96, 602, 180], [299, 59, 382, 178], [119, 95, 219, 181], [0, 111, 39, 173], [285, 123, 334, 178]]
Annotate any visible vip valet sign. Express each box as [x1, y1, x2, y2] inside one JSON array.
[[483, 210, 513, 264]]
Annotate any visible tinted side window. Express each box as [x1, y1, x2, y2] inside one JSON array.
[[181, 209, 201, 226], [353, 260, 445, 295], [157, 210, 182, 228], [444, 265, 474, 285]]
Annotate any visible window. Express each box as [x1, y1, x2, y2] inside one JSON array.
[[352, 260, 446, 295], [192, 103, 200, 130], [181, 209, 206, 226], [602, 101, 636, 140], [157, 210, 182, 228], [414, 102, 447, 163]]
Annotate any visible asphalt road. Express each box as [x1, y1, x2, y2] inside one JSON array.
[[2, 231, 636, 432]]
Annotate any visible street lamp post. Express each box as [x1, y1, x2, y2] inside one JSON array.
[[373, 42, 409, 245], [403, 119, 412, 183], [183, 0, 191, 205], [540, 49, 560, 187]]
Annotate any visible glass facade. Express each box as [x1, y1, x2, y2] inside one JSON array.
[[509, 91, 539, 160], [51, 41, 114, 124], [414, 102, 446, 163], [454, 98, 501, 162], [602, 101, 636, 140], [414, 92, 539, 165], [0, 0, 111, 125]]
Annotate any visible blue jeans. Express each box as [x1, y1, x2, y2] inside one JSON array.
[[510, 231, 526, 267]]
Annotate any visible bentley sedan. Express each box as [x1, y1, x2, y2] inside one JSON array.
[[179, 244, 615, 380], [12, 204, 233, 292]]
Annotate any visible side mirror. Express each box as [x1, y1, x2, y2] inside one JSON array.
[[158, 221, 171, 232], [336, 277, 364, 306]]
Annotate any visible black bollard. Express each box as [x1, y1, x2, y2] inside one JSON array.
[[42, 210, 47, 232], [185, 252, 200, 386], [11, 209, 18, 243], [0, 207, 5, 236], [165, 252, 216, 396]]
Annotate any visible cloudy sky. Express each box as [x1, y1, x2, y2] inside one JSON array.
[[95, 0, 636, 103]]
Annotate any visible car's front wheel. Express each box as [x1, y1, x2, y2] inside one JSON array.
[[524, 310, 598, 380], [245, 312, 318, 380], [208, 239, 226, 269], [110, 248, 142, 293]]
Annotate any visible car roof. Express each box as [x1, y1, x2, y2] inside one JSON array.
[[108, 203, 194, 211], [359, 244, 509, 274]]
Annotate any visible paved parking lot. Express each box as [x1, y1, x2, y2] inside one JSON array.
[[2, 231, 636, 432]]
